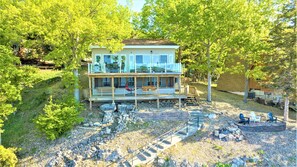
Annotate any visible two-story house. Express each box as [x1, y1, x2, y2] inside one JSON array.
[[87, 39, 186, 109]]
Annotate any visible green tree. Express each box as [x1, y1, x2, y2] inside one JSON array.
[[228, 0, 274, 103], [0, 145, 17, 167], [35, 96, 83, 140], [11, 0, 132, 101], [0, 45, 36, 144], [264, 1, 296, 121], [143, 0, 249, 102]]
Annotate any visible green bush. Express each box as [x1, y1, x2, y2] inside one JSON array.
[[35, 97, 83, 140], [215, 162, 231, 167], [0, 145, 18, 167]]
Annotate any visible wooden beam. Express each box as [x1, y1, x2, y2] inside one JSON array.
[[178, 75, 182, 109], [111, 77, 115, 104], [134, 76, 137, 108], [157, 76, 160, 109], [89, 77, 92, 110]]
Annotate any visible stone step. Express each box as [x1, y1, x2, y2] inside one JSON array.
[[141, 150, 152, 157], [147, 147, 157, 153], [177, 131, 187, 136], [136, 153, 147, 161], [123, 161, 131, 167], [154, 144, 165, 150]]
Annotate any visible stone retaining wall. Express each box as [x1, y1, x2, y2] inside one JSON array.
[[237, 122, 286, 132], [136, 112, 189, 121]]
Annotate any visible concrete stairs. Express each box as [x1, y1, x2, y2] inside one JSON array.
[[118, 111, 204, 167]]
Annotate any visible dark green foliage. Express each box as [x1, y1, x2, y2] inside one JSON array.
[[0, 145, 18, 167], [34, 97, 83, 140], [215, 162, 231, 167]]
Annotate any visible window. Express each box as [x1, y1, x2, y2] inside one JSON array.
[[95, 55, 101, 63], [160, 55, 167, 63], [136, 55, 143, 64], [104, 55, 111, 64]]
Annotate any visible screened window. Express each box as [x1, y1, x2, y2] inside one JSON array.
[[104, 55, 111, 64], [136, 55, 143, 64], [160, 55, 167, 63]]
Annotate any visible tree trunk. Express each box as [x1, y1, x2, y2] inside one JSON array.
[[243, 62, 249, 103], [74, 69, 80, 101], [206, 45, 211, 102], [284, 96, 289, 121]]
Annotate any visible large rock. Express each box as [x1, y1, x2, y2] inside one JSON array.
[[219, 134, 227, 139], [105, 150, 121, 162]]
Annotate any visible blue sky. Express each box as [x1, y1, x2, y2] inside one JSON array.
[[118, 0, 146, 12]]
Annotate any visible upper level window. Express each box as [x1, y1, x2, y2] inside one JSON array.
[[104, 55, 111, 64], [95, 55, 101, 63], [136, 55, 143, 64], [160, 55, 167, 63]]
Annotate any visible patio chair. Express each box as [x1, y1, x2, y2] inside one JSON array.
[[250, 112, 261, 123], [239, 113, 250, 125], [125, 83, 135, 95], [267, 112, 277, 122]]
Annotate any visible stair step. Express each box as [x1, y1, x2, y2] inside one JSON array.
[[177, 131, 187, 136], [154, 144, 164, 149], [136, 153, 147, 161], [147, 147, 157, 153], [162, 140, 171, 145], [123, 161, 131, 167], [141, 150, 152, 157]]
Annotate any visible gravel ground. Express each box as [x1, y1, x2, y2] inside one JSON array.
[[158, 101, 297, 167], [18, 101, 296, 167]]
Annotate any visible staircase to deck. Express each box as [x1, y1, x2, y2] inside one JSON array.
[[117, 111, 204, 167]]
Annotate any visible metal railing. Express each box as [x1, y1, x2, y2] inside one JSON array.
[[112, 116, 202, 167]]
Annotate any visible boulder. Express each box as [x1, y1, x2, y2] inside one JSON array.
[[94, 122, 101, 127], [219, 134, 227, 139], [214, 130, 220, 137], [105, 150, 121, 162]]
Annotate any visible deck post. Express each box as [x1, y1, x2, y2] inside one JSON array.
[[89, 77, 92, 110], [134, 76, 137, 108], [157, 76, 160, 109], [111, 77, 115, 104], [178, 75, 182, 109]]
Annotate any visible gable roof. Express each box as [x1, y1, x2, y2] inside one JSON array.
[[90, 39, 179, 49], [122, 39, 177, 46]]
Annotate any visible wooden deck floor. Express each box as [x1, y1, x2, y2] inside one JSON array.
[[89, 94, 187, 102]]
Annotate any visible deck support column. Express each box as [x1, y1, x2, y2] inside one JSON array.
[[157, 76, 160, 109], [111, 77, 115, 104], [178, 75, 182, 109], [134, 76, 137, 108], [89, 77, 92, 110]]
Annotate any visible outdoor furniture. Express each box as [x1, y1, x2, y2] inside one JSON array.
[[142, 85, 157, 91], [267, 112, 277, 122], [125, 83, 135, 95], [250, 112, 261, 123], [239, 113, 250, 125]]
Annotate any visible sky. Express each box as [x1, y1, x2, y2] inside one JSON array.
[[118, 0, 146, 12]]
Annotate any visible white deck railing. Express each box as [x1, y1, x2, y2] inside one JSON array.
[[88, 62, 182, 74]]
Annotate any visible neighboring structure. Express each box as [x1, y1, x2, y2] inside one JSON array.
[[87, 39, 186, 109], [217, 72, 271, 92]]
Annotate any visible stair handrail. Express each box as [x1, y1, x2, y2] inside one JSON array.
[[113, 122, 188, 166]]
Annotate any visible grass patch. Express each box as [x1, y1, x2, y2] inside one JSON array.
[[2, 70, 62, 156], [213, 144, 223, 151], [257, 149, 265, 155], [192, 83, 296, 120]]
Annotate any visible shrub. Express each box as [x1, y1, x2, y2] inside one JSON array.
[[35, 97, 83, 140], [0, 145, 18, 167], [215, 162, 231, 167]]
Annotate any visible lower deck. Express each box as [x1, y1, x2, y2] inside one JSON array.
[[88, 73, 183, 109], [90, 93, 187, 101]]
